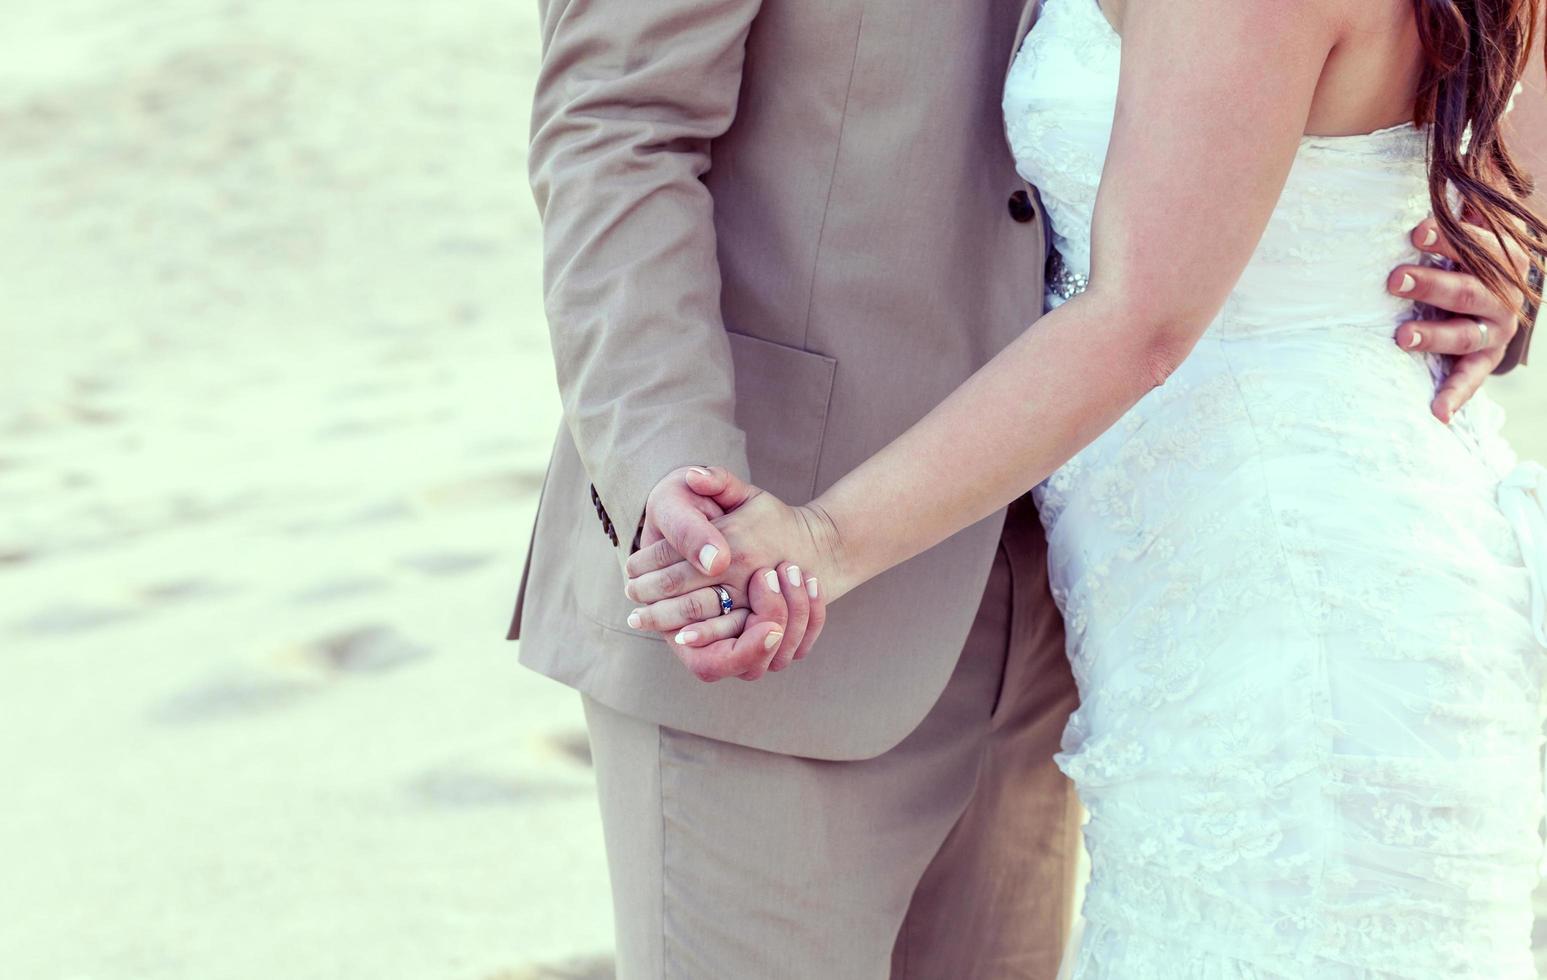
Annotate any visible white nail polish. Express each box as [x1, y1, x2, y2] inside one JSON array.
[[763, 570, 780, 592], [1405, 331, 1422, 349], [627, 611, 642, 629], [764, 632, 783, 653], [689, 466, 711, 478], [674, 630, 697, 645], [805, 576, 819, 599], [1397, 273, 1416, 294], [787, 565, 803, 587], [698, 545, 719, 572], [1421, 227, 1438, 248]]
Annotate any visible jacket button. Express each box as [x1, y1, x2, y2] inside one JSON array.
[[1007, 190, 1036, 223]]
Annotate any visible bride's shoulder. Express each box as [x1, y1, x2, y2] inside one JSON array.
[[1328, 0, 1416, 31], [1122, 0, 1346, 44]]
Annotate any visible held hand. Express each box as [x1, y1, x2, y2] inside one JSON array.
[[651, 561, 802, 683], [625, 467, 841, 681], [641, 465, 738, 578], [640, 466, 786, 678], [1391, 215, 1530, 423], [637, 466, 803, 679]]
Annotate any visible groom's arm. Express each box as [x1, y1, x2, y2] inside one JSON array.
[[1382, 8, 1543, 402], [1395, 14, 1544, 393], [529, 0, 761, 570]]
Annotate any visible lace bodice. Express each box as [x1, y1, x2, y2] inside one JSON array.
[[1003, 0, 1434, 337]]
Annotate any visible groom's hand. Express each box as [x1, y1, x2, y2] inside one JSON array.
[[640, 465, 739, 578], [635, 466, 822, 681], [1390, 215, 1531, 422]]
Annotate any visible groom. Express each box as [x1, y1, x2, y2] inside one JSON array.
[[509, 0, 1540, 975]]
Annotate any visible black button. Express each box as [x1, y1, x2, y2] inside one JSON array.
[[1007, 190, 1036, 223]]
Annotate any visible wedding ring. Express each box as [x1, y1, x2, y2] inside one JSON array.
[[712, 585, 734, 616], [1476, 319, 1490, 350]]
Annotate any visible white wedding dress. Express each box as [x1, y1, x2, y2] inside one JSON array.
[[1003, 0, 1547, 976]]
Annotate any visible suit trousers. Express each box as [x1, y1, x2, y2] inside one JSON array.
[[581, 500, 1081, 979]]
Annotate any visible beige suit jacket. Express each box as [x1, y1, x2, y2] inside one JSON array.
[[512, 0, 1051, 760]]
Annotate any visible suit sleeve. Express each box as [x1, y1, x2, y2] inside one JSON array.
[[529, 0, 761, 561]]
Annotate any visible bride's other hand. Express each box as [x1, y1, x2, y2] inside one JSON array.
[[663, 559, 828, 679], [1390, 214, 1532, 423], [628, 555, 829, 680], [670, 563, 800, 682]]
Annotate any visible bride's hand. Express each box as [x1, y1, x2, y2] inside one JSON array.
[[624, 469, 845, 679]]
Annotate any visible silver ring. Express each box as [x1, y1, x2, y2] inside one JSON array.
[[711, 585, 733, 616], [1476, 319, 1490, 350]]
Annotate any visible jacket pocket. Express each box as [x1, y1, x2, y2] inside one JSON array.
[[727, 331, 837, 504]]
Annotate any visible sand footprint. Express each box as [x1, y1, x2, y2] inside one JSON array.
[[306, 624, 430, 674], [153, 673, 311, 724], [283, 498, 413, 535], [18, 602, 136, 635], [414, 469, 545, 510], [397, 550, 492, 576], [153, 626, 430, 723], [483, 955, 615, 980], [138, 578, 236, 603], [406, 767, 586, 808], [542, 730, 592, 769], [290, 577, 389, 604]]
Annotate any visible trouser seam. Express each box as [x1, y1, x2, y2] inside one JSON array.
[[895, 721, 997, 980], [657, 722, 669, 979], [989, 542, 1015, 723]]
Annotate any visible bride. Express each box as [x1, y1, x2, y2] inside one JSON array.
[[624, 0, 1547, 973]]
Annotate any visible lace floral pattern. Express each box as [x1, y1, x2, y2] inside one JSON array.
[[1004, 0, 1547, 976]]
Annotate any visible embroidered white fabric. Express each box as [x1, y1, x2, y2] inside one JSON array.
[[1004, 0, 1547, 976]]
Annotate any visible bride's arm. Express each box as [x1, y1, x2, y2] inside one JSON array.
[[624, 0, 1349, 647], [814, 0, 1343, 595]]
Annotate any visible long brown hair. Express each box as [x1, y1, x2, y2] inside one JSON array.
[[1413, 0, 1546, 310]]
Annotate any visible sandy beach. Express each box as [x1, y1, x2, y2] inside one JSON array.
[[1, 3, 1542, 978]]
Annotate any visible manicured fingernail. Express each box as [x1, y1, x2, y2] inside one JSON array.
[[627, 611, 643, 629], [624, 582, 637, 601], [805, 576, 819, 599], [1405, 330, 1422, 349], [763, 569, 780, 592], [786, 565, 803, 587], [1421, 227, 1438, 248], [764, 631, 783, 653], [1397, 273, 1416, 294], [697, 545, 718, 572], [689, 466, 711, 478], [674, 630, 698, 645]]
